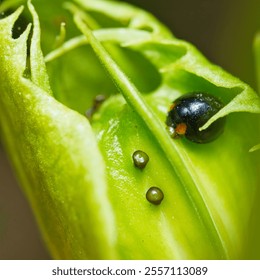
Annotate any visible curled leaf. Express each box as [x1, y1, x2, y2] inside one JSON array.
[[0, 1, 116, 259]]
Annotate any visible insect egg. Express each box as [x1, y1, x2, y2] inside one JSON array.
[[146, 187, 164, 205], [166, 92, 226, 143], [132, 150, 149, 169]]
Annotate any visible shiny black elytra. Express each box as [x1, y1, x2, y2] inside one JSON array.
[[166, 92, 226, 143]]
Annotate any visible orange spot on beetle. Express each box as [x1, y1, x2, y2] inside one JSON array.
[[175, 123, 187, 135]]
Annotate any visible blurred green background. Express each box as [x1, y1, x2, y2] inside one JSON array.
[[0, 0, 259, 259]]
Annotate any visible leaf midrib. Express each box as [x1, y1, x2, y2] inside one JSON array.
[[73, 13, 229, 259]]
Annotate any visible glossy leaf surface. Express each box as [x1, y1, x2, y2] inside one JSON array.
[[0, 0, 260, 259]]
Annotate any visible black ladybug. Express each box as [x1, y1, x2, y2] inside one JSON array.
[[166, 92, 226, 143]]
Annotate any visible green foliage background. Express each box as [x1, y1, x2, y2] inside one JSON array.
[[128, 0, 260, 90]]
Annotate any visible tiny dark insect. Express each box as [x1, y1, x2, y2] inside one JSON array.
[[146, 187, 164, 205], [132, 150, 149, 169], [166, 92, 226, 143], [85, 94, 106, 120]]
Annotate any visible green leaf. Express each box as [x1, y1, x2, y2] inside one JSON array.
[[0, 0, 260, 259], [69, 0, 260, 259], [0, 1, 116, 259]]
